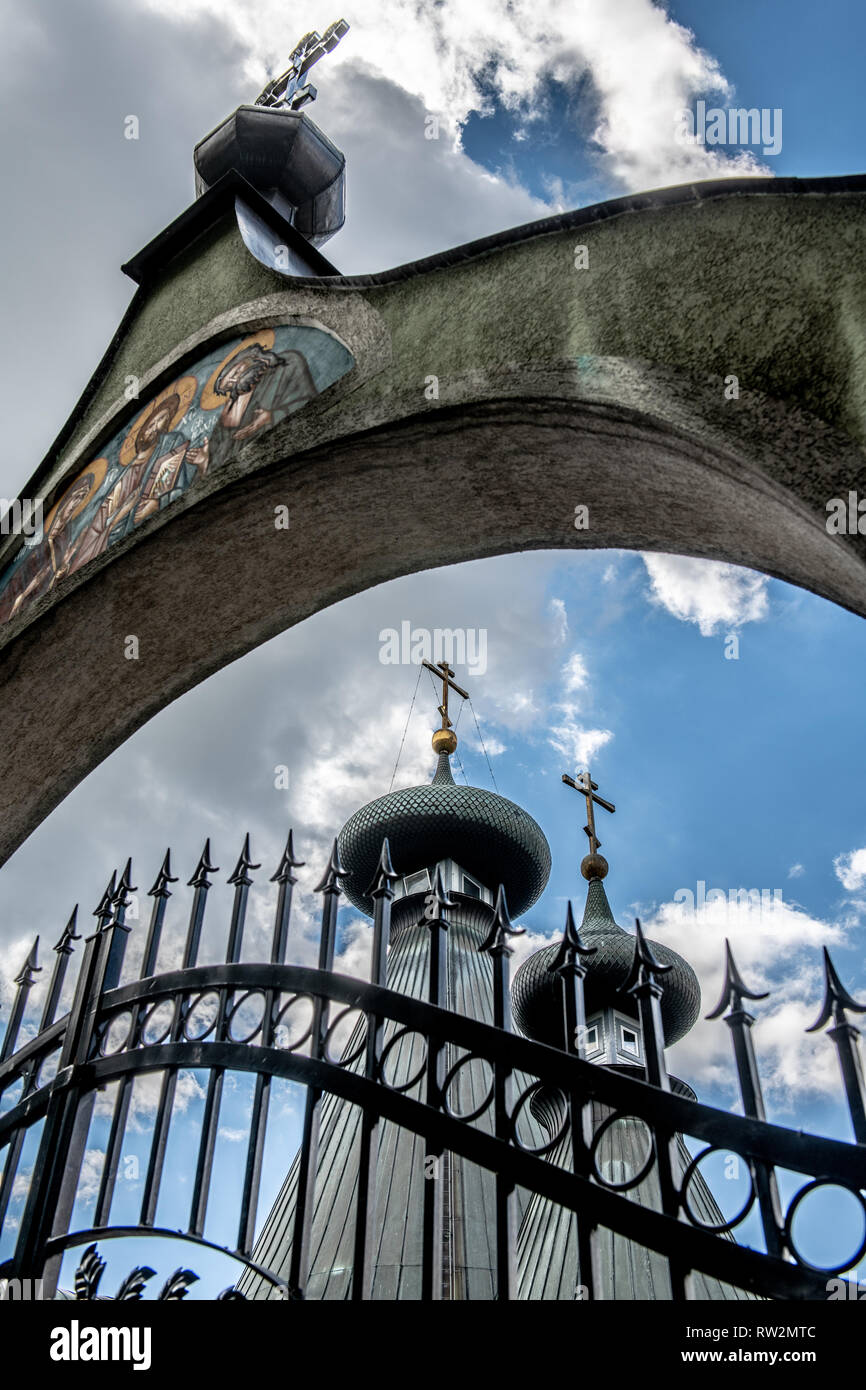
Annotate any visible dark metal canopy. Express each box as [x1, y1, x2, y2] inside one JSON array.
[[193, 106, 346, 245]]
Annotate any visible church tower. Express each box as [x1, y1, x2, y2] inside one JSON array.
[[241, 662, 551, 1298], [511, 776, 755, 1300], [241, 675, 754, 1300]]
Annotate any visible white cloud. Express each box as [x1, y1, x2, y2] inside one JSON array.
[[642, 554, 769, 636], [545, 648, 612, 772], [835, 847, 866, 894], [143, 0, 769, 208], [562, 652, 589, 694], [645, 890, 845, 1111], [548, 718, 613, 770], [218, 1126, 249, 1143], [788, 863, 805, 879]]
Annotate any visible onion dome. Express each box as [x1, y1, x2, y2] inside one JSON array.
[[338, 751, 551, 917], [512, 873, 701, 1048]]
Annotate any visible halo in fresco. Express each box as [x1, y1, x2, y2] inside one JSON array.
[[0, 323, 354, 625], [200, 330, 276, 410], [43, 458, 109, 533], [119, 376, 198, 466]]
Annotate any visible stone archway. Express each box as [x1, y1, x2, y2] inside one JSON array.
[[0, 173, 864, 865]]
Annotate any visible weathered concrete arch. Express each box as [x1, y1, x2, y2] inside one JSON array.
[[0, 173, 864, 866]]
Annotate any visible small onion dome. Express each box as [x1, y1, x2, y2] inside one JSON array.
[[512, 876, 701, 1048], [338, 752, 551, 917]]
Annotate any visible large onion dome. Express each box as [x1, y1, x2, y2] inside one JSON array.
[[338, 752, 551, 917], [512, 874, 700, 1047]]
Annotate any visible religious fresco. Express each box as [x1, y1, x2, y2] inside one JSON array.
[[0, 324, 354, 624]]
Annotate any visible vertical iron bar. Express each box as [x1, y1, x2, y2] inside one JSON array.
[[828, 1021, 866, 1143], [625, 919, 689, 1301], [10, 870, 122, 1292], [286, 839, 345, 1298], [479, 885, 524, 1301], [141, 842, 218, 1227], [420, 864, 452, 1301], [1, 919, 80, 1234], [40, 912, 80, 1032], [551, 899, 598, 1300], [237, 831, 304, 1256], [707, 940, 785, 1259], [351, 838, 397, 1300], [0, 1128, 26, 1232], [806, 946, 866, 1144], [96, 854, 177, 1228], [141, 851, 177, 980], [189, 836, 259, 1237], [1, 941, 41, 1063]]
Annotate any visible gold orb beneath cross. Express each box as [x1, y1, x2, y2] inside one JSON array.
[[581, 852, 609, 881], [432, 728, 458, 756]]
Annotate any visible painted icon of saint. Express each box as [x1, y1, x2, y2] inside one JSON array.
[[0, 463, 110, 622], [198, 336, 317, 470], [64, 378, 199, 567]]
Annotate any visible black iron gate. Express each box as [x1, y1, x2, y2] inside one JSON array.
[[1, 832, 865, 1300]]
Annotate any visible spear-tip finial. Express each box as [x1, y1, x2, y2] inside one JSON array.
[[14, 938, 42, 987], [706, 938, 769, 1020], [623, 917, 673, 996], [111, 858, 138, 913], [479, 884, 526, 956], [228, 833, 261, 887], [148, 850, 179, 899], [270, 829, 305, 885], [314, 837, 347, 894], [806, 946, 866, 1033], [93, 871, 118, 922], [188, 839, 220, 889], [421, 863, 455, 929], [53, 907, 81, 956], [365, 836, 399, 898], [548, 899, 597, 976]]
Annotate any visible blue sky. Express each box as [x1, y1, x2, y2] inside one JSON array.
[[1, 0, 865, 1293]]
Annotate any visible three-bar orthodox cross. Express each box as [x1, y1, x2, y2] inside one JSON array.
[[562, 769, 615, 853], [255, 19, 350, 112], [422, 659, 469, 730]]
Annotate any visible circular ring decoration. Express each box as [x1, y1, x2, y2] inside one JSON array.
[[226, 990, 267, 1045], [680, 1146, 755, 1233], [377, 1028, 428, 1094], [36, 1048, 60, 1089], [100, 1011, 134, 1057], [119, 376, 198, 465], [140, 999, 175, 1047], [323, 1007, 367, 1067], [272, 993, 315, 1052], [784, 1178, 866, 1275], [200, 331, 277, 410], [441, 1053, 495, 1124], [0, 1076, 25, 1113], [510, 1082, 569, 1156], [589, 1112, 656, 1192], [183, 991, 221, 1043]]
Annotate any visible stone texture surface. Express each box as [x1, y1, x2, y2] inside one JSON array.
[[0, 176, 865, 865]]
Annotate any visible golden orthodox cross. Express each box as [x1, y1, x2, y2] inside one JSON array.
[[562, 770, 615, 853], [422, 659, 469, 730]]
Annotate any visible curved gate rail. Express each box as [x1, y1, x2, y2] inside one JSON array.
[[0, 832, 865, 1301]]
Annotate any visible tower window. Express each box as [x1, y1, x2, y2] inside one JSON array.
[[620, 1025, 640, 1057], [404, 870, 430, 896], [462, 874, 482, 899], [583, 1025, 599, 1052]]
